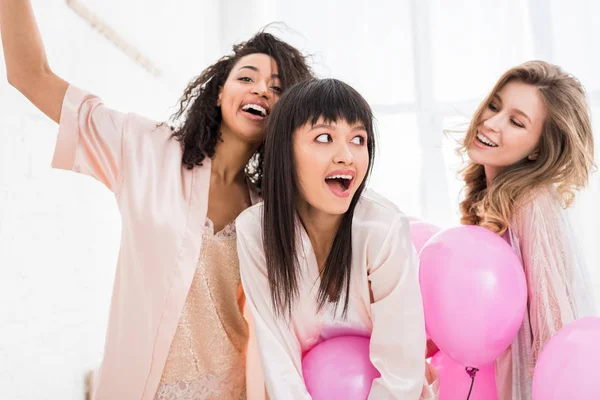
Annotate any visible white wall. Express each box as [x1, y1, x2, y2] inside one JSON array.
[[1, 1, 599, 399], [0, 1, 219, 398]]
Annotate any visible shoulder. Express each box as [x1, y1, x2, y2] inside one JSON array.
[[236, 202, 264, 243], [126, 114, 175, 140], [121, 115, 186, 168], [513, 186, 564, 222], [354, 188, 409, 242]]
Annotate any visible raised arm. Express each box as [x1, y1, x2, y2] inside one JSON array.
[[1, 0, 69, 123]]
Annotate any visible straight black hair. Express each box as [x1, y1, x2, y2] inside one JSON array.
[[262, 78, 376, 317]]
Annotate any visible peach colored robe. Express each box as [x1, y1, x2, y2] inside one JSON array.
[[52, 85, 264, 400]]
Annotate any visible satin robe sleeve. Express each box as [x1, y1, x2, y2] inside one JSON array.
[[51, 84, 128, 194], [367, 214, 438, 400], [237, 210, 312, 400], [512, 190, 595, 376]]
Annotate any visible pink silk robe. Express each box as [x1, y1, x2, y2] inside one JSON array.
[[52, 85, 265, 399]]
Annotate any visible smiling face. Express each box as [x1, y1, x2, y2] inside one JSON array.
[[467, 80, 547, 180], [293, 117, 370, 216], [217, 53, 282, 145]]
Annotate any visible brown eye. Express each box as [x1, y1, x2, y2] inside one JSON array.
[[316, 133, 332, 143], [350, 136, 365, 145]]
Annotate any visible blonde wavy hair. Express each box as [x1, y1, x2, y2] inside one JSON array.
[[459, 61, 595, 235]]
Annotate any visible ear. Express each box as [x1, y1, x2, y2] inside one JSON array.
[[217, 86, 223, 107], [528, 149, 539, 161]]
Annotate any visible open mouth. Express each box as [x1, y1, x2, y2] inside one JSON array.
[[325, 174, 354, 197], [241, 103, 268, 118], [476, 132, 498, 148]]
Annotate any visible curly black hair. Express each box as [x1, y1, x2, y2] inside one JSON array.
[[169, 30, 314, 190]]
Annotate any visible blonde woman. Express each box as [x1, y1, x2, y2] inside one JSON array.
[[458, 61, 596, 399]]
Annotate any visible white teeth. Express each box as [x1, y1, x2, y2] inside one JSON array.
[[242, 103, 267, 117], [477, 133, 498, 147], [326, 175, 353, 180]]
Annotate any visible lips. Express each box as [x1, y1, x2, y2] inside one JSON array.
[[242, 103, 268, 117], [475, 132, 498, 148], [240, 99, 270, 121], [325, 170, 356, 198]]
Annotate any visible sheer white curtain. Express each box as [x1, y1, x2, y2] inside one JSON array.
[[255, 0, 600, 303], [1, 2, 598, 398]]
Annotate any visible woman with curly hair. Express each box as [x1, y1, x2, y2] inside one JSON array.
[[0, 1, 313, 398], [458, 61, 596, 399]]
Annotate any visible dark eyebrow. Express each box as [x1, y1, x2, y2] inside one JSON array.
[[238, 65, 280, 79], [238, 65, 258, 72], [309, 123, 334, 131], [309, 123, 367, 132]]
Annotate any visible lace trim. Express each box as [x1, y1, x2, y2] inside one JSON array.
[[205, 218, 236, 239], [155, 373, 246, 400]]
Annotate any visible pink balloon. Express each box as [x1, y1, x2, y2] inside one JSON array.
[[408, 220, 440, 345], [302, 336, 380, 400], [532, 316, 600, 400], [419, 225, 527, 367], [431, 352, 497, 400], [426, 339, 439, 358], [409, 220, 442, 254]]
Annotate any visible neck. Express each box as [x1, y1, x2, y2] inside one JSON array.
[[297, 203, 343, 270], [212, 124, 259, 184], [483, 165, 499, 187]]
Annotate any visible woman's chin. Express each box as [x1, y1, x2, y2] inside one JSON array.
[[466, 146, 487, 165]]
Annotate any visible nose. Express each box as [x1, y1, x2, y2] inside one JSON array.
[[333, 142, 354, 165], [482, 112, 502, 132], [251, 81, 269, 99]]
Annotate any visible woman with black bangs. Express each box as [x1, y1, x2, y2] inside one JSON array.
[[236, 78, 438, 399]]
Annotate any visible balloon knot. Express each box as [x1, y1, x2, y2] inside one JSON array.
[[465, 367, 479, 378]]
